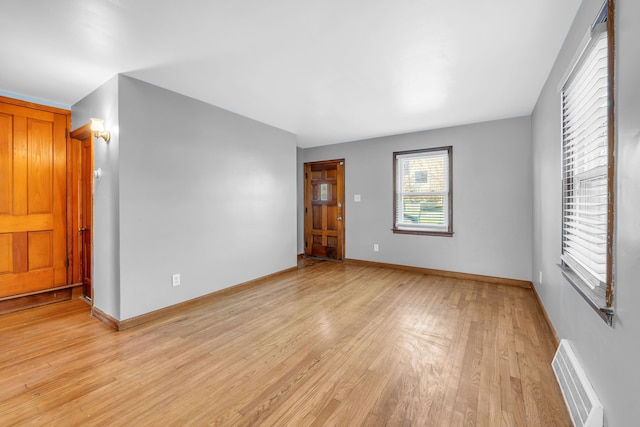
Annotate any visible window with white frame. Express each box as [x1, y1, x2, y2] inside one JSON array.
[[560, 0, 614, 324], [393, 147, 452, 236]]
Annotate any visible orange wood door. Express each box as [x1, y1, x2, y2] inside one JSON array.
[[80, 137, 93, 299], [69, 124, 94, 301], [0, 100, 68, 298], [304, 160, 345, 260]]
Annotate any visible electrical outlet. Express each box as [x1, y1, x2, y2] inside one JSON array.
[[373, 244, 379, 252], [172, 273, 181, 287]]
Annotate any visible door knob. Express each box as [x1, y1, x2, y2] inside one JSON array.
[[337, 216, 343, 221]]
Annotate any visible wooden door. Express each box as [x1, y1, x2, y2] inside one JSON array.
[[69, 125, 94, 300], [0, 98, 69, 298], [80, 137, 93, 299], [304, 160, 345, 260]]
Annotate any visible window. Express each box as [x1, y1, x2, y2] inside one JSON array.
[[393, 146, 452, 236], [560, 1, 614, 325]]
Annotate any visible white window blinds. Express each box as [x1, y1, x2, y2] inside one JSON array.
[[561, 26, 609, 290]]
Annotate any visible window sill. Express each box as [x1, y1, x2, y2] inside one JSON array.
[[392, 228, 454, 237], [558, 263, 613, 326]]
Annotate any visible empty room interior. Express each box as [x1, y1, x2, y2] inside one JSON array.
[[1, 0, 639, 425]]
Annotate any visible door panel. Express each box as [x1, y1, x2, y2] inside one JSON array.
[[0, 234, 11, 273], [304, 160, 345, 260], [0, 101, 68, 298], [28, 231, 53, 270], [27, 120, 54, 214], [0, 114, 12, 214]]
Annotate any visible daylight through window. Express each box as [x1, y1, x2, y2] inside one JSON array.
[[560, 0, 614, 323], [393, 147, 452, 236]]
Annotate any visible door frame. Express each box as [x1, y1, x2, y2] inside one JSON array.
[[69, 124, 94, 301], [303, 159, 345, 260]]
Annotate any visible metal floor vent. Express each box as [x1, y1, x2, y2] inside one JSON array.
[[552, 339, 603, 427]]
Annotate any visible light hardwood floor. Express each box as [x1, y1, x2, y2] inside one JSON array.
[[0, 262, 570, 426]]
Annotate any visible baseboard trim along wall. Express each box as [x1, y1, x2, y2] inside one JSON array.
[[91, 306, 120, 330], [90, 260, 556, 334], [345, 258, 561, 346], [107, 266, 299, 331], [344, 258, 532, 288], [530, 282, 560, 347]]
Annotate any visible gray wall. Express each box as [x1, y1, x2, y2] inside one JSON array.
[[73, 75, 298, 321], [532, 0, 640, 425], [301, 117, 533, 281], [117, 76, 297, 319], [72, 76, 121, 319]]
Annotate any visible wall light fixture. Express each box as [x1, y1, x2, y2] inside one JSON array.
[[90, 118, 111, 142]]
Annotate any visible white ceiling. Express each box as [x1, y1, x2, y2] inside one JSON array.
[[0, 0, 581, 147]]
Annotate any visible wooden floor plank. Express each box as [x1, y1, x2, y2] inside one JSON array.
[[0, 262, 570, 426]]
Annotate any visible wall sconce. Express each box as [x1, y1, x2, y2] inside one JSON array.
[[90, 118, 110, 142]]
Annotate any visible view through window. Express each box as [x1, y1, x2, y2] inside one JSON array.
[[393, 147, 452, 236]]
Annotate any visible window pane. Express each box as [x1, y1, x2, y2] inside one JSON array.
[[561, 29, 609, 289], [400, 195, 445, 226], [401, 156, 446, 194], [393, 147, 452, 234]]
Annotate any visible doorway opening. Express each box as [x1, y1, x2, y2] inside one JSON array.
[[69, 124, 94, 302]]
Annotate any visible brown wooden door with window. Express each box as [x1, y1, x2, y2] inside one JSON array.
[[304, 160, 345, 260], [0, 99, 69, 298]]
